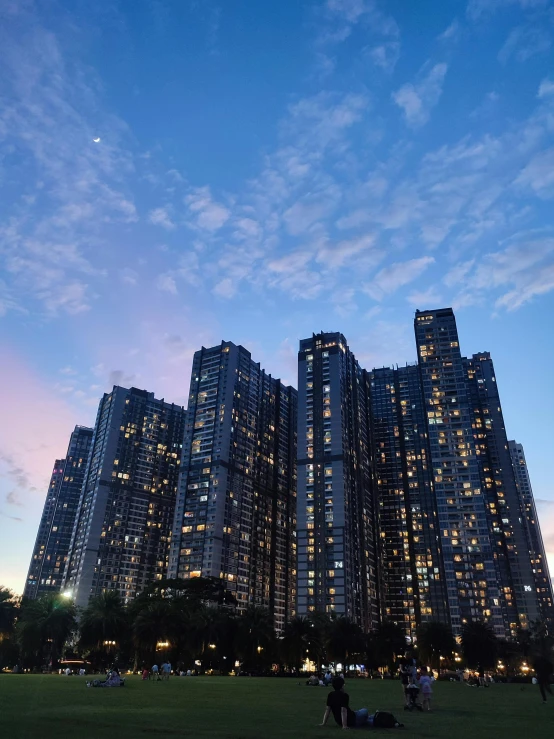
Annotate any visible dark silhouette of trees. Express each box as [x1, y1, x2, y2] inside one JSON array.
[[416, 621, 455, 672], [16, 594, 76, 669], [461, 620, 498, 677]]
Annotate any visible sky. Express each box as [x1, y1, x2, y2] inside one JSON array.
[[1, 0, 554, 595]]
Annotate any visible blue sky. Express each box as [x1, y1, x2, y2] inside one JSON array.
[[1, 0, 554, 593]]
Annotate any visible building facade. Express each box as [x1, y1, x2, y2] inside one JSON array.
[[509, 441, 554, 621], [296, 333, 378, 632], [63, 387, 186, 608], [465, 353, 540, 630], [24, 426, 93, 599], [369, 365, 449, 638], [414, 309, 506, 636], [168, 342, 297, 633]]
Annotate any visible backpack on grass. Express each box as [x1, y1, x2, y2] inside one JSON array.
[[373, 711, 398, 728]]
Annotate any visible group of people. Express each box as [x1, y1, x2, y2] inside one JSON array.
[[306, 670, 343, 687], [86, 667, 122, 688], [398, 657, 433, 712], [142, 662, 172, 681]]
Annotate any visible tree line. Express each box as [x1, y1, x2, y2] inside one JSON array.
[[1, 582, 552, 677]]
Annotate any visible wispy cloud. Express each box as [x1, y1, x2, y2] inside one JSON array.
[[364, 256, 435, 301], [155, 273, 178, 295], [438, 19, 461, 42], [149, 206, 176, 230], [538, 78, 554, 98], [185, 186, 231, 231], [498, 24, 551, 64], [467, 0, 548, 20], [392, 63, 448, 127], [0, 4, 137, 318]]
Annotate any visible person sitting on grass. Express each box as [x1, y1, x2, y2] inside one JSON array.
[[87, 667, 121, 688], [319, 676, 404, 729]]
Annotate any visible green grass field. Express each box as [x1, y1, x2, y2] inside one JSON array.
[[0, 675, 552, 738]]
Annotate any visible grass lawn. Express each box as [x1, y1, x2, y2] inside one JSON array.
[[0, 675, 552, 738]]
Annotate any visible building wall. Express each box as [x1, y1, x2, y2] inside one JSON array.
[[465, 354, 540, 631], [414, 309, 504, 636], [296, 333, 378, 632], [168, 342, 297, 632], [509, 441, 554, 621], [64, 387, 185, 607], [369, 365, 449, 637], [24, 426, 93, 599]]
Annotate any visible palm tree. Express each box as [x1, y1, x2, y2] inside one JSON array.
[[281, 616, 311, 671], [325, 616, 364, 671], [234, 606, 274, 672], [461, 620, 498, 677], [416, 621, 455, 672], [79, 591, 128, 668], [373, 620, 407, 671], [133, 599, 176, 657], [16, 594, 76, 669]]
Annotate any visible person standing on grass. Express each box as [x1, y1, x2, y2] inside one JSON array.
[[151, 663, 160, 681], [533, 655, 553, 703], [399, 659, 411, 707], [162, 661, 171, 681], [418, 667, 433, 711]]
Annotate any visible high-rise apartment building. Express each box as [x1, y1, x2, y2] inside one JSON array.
[[414, 309, 505, 635], [168, 342, 297, 633], [64, 387, 186, 608], [24, 426, 93, 599], [509, 441, 554, 620], [369, 365, 448, 637], [296, 333, 378, 632], [465, 353, 540, 629]]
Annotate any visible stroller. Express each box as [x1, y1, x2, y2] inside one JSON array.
[[405, 680, 423, 711]]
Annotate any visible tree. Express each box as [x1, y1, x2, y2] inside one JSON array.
[[461, 621, 498, 677], [497, 638, 522, 676], [325, 616, 364, 670], [16, 594, 76, 669], [79, 591, 129, 669], [234, 606, 275, 672], [0, 587, 18, 639], [133, 599, 177, 657], [416, 621, 455, 672], [373, 620, 407, 671], [0, 587, 19, 669], [281, 616, 311, 671]]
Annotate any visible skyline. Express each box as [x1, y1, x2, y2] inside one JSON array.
[[1, 0, 554, 594]]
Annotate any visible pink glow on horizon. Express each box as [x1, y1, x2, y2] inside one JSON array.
[[0, 349, 81, 593]]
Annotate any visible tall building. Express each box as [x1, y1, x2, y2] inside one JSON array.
[[168, 342, 297, 633], [63, 387, 186, 608], [414, 309, 505, 636], [509, 441, 554, 621], [296, 333, 378, 632], [465, 353, 540, 630], [369, 365, 449, 637], [23, 426, 93, 599]]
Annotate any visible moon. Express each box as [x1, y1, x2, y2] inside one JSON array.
[[93, 137, 101, 143]]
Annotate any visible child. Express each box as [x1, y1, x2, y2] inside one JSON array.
[[419, 667, 433, 711]]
